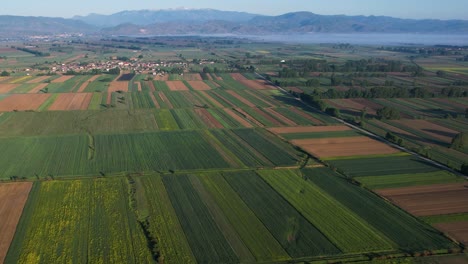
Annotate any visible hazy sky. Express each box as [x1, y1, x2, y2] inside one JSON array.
[[2, 0, 468, 20]]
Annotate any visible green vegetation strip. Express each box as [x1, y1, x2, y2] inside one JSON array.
[[140, 176, 196, 263], [356, 171, 464, 190], [37, 93, 59, 111], [422, 213, 468, 225], [223, 171, 341, 258], [258, 169, 394, 253], [281, 130, 361, 140], [327, 155, 440, 177], [162, 174, 238, 263], [6, 179, 153, 263], [303, 168, 456, 252], [197, 173, 290, 262]]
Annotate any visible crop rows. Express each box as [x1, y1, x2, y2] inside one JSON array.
[[303, 168, 455, 251], [355, 170, 463, 189], [327, 155, 440, 177], [6, 179, 153, 263], [162, 175, 238, 263], [258, 169, 394, 253], [232, 128, 301, 167]]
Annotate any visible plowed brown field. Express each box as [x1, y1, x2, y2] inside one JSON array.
[[435, 222, 468, 244], [51, 75, 74, 83], [0, 94, 50, 111], [49, 93, 93, 111], [27, 83, 48, 94], [0, 84, 19, 93], [166, 81, 189, 91], [378, 183, 468, 216], [291, 136, 399, 158], [188, 81, 211, 91], [0, 182, 33, 264]]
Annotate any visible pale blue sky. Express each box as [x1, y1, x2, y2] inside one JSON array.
[[2, 0, 467, 20]]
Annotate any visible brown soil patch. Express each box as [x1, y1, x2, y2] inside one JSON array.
[[108, 81, 129, 93], [199, 91, 223, 108], [107, 81, 129, 104], [49, 93, 92, 111], [26, 76, 50, 84], [148, 81, 156, 92], [166, 81, 189, 91], [263, 108, 297, 126], [0, 84, 19, 93], [205, 73, 213, 80], [395, 119, 459, 143], [378, 183, 468, 216], [77, 75, 100, 93], [28, 83, 48, 94], [269, 125, 350, 134], [291, 136, 399, 158], [148, 92, 160, 108], [226, 90, 256, 107], [183, 73, 203, 81], [0, 94, 50, 111], [194, 108, 224, 129], [349, 98, 381, 115], [230, 73, 248, 81], [187, 81, 211, 91], [435, 222, 468, 245], [136, 82, 142, 91], [223, 108, 253, 128], [0, 182, 33, 264], [158, 92, 173, 109], [51, 75, 74, 83]]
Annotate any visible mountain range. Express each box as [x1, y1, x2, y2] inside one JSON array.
[[1, 9, 468, 37]]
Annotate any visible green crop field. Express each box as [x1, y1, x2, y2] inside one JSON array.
[[303, 168, 456, 251], [328, 155, 441, 177], [223, 171, 341, 258], [162, 175, 239, 263], [5, 178, 153, 263], [258, 169, 394, 253], [1, 37, 466, 264], [356, 170, 464, 189]]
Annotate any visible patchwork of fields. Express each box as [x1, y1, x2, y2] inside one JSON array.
[[0, 70, 465, 263]]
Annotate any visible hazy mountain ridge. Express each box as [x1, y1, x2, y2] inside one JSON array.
[[73, 9, 260, 27], [0, 16, 96, 36], [1, 9, 468, 37]]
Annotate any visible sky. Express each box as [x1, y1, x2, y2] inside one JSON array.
[[2, 0, 468, 20]]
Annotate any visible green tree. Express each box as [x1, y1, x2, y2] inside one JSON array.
[[1, 71, 10, 76], [461, 163, 468, 175], [451, 132, 466, 150], [376, 107, 401, 120]]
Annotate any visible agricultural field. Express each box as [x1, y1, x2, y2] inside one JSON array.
[[5, 179, 154, 263], [0, 38, 467, 263]]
